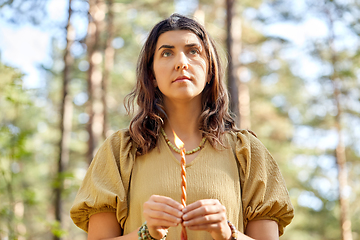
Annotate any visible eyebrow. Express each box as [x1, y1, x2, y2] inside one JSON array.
[[185, 43, 202, 49], [157, 43, 202, 51], [158, 45, 174, 51]]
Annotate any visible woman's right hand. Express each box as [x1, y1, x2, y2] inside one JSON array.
[[143, 195, 184, 239]]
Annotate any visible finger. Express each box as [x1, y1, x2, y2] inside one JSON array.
[[144, 208, 182, 225], [185, 222, 223, 231], [183, 211, 226, 227], [144, 199, 183, 219], [183, 199, 221, 213], [150, 195, 184, 210], [145, 214, 181, 227], [183, 201, 225, 221]]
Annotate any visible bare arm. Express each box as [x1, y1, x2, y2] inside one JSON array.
[[87, 212, 138, 240], [87, 200, 279, 240], [87, 195, 183, 240], [244, 219, 279, 240]]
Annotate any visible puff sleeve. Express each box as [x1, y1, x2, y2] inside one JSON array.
[[234, 130, 294, 236], [70, 129, 136, 232]]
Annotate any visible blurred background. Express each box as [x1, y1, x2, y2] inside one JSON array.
[[0, 0, 359, 239]]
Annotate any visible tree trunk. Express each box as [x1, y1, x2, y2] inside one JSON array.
[[226, 0, 243, 127], [54, 0, 73, 239], [102, 0, 114, 139], [328, 9, 353, 240], [87, 0, 105, 163], [334, 84, 353, 240]]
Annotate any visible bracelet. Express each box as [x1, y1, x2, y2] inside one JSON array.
[[138, 221, 167, 240], [227, 220, 238, 240]]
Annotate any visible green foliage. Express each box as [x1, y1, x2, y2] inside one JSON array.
[[1, 0, 359, 239], [49, 220, 68, 238], [247, 0, 360, 239], [0, 63, 47, 239]]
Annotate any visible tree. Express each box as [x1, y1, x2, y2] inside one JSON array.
[[226, 0, 241, 126], [7, 1, 360, 239], [0, 63, 26, 239], [102, 0, 115, 139], [0, 62, 50, 239], [86, 0, 109, 164], [53, 0, 74, 239], [253, 0, 360, 239], [322, 3, 355, 239]]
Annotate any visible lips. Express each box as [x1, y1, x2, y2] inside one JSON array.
[[173, 75, 191, 82]]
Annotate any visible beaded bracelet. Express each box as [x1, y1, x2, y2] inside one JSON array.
[[227, 220, 238, 240], [137, 221, 167, 240]]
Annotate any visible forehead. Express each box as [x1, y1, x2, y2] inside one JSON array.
[[156, 30, 203, 48]]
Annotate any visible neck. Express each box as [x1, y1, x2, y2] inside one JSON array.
[[163, 97, 202, 141]]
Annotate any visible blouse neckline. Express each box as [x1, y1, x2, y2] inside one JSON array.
[[159, 131, 208, 168]]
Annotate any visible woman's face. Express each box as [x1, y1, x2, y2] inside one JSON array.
[[152, 30, 208, 105]]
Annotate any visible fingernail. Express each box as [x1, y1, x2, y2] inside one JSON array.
[[183, 214, 188, 220]]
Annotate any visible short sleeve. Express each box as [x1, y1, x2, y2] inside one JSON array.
[[234, 130, 294, 236], [70, 129, 136, 232]]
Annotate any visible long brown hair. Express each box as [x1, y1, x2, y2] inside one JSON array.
[[125, 13, 238, 155]]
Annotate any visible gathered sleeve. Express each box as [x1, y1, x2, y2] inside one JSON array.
[[70, 129, 136, 232], [233, 130, 294, 236]]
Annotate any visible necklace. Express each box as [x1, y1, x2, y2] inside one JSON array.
[[161, 128, 206, 155]]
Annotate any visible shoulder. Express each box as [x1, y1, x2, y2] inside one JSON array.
[[104, 128, 135, 148], [225, 129, 273, 168], [106, 128, 131, 142], [95, 128, 137, 165], [225, 129, 260, 148]]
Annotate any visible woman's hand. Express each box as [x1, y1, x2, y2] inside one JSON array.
[[182, 199, 231, 240], [143, 195, 184, 239]]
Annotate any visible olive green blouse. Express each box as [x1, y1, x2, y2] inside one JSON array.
[[70, 129, 294, 239]]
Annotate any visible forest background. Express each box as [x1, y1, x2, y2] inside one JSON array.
[[0, 0, 359, 239]]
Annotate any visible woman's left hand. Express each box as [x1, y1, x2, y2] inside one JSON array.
[[182, 199, 231, 240]]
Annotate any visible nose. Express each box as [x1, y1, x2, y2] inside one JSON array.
[[175, 53, 189, 70]]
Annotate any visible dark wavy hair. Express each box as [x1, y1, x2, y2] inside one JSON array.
[[125, 13, 238, 155]]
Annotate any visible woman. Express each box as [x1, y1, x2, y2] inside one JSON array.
[[70, 13, 294, 240]]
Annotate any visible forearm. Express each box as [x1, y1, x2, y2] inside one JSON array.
[[237, 233, 255, 240], [100, 229, 138, 240]]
